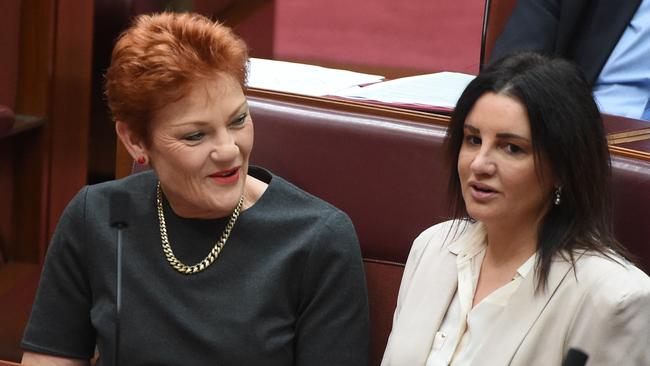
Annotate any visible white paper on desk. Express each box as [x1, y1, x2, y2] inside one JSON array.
[[331, 72, 476, 109], [246, 58, 385, 97]]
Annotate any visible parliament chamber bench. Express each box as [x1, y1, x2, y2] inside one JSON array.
[[244, 90, 650, 366]]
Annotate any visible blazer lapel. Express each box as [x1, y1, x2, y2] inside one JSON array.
[[388, 222, 485, 365], [472, 258, 574, 365], [389, 250, 458, 365]]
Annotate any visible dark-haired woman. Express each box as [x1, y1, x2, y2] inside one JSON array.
[[381, 52, 650, 366]]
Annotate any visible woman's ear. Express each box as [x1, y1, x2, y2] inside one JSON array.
[[115, 121, 148, 163]]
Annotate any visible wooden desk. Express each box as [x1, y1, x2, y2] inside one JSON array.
[[604, 114, 650, 160]]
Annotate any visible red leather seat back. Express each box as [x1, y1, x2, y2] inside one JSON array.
[[364, 259, 404, 366], [249, 97, 452, 365], [247, 95, 650, 365], [249, 97, 452, 264], [612, 156, 650, 272], [249, 96, 650, 274]]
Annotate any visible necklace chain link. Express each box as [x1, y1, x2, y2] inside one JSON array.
[[156, 182, 244, 275]]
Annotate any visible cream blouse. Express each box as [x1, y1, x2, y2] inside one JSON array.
[[425, 239, 536, 366]]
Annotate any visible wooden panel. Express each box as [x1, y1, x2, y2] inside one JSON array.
[[8, 0, 93, 262], [0, 0, 92, 360], [46, 0, 93, 242], [0, 262, 40, 362], [0, 0, 21, 108], [115, 139, 132, 180], [10, 0, 54, 263], [0, 142, 13, 262]]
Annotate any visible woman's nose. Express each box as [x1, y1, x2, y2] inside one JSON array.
[[209, 133, 239, 161], [469, 147, 496, 176]]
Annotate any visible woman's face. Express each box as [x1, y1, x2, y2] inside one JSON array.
[[457, 92, 554, 228], [144, 73, 253, 219]]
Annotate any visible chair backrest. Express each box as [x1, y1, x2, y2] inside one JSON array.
[[363, 259, 404, 366], [246, 95, 450, 365], [248, 96, 451, 264], [245, 94, 650, 366]]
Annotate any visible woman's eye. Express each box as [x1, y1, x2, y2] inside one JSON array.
[[465, 135, 481, 145], [230, 113, 248, 127], [504, 143, 523, 154], [183, 132, 205, 141]]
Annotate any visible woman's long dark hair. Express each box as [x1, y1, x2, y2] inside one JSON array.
[[445, 52, 633, 290]]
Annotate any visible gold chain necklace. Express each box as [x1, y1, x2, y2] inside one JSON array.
[[156, 182, 244, 275]]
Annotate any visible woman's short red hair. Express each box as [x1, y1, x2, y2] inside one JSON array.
[[105, 12, 248, 142]]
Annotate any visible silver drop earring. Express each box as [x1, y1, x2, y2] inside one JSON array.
[[554, 187, 562, 205]]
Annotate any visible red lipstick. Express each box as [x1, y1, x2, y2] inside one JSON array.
[[209, 167, 240, 185]]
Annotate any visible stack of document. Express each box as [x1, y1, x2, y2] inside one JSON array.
[[247, 58, 476, 112], [246, 58, 384, 97], [331, 72, 476, 112]]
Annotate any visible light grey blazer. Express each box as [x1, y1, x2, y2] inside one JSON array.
[[381, 220, 650, 366]]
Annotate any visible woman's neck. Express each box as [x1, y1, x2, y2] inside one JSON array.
[[483, 221, 538, 268], [472, 221, 539, 307]]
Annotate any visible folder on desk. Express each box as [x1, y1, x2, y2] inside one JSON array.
[[330, 71, 476, 113], [246, 58, 475, 113], [246, 58, 384, 97]]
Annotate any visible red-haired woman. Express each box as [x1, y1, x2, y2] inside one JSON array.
[[21, 12, 368, 366]]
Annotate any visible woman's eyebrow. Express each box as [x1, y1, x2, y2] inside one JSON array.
[[496, 132, 529, 142], [465, 124, 529, 142], [463, 124, 480, 133], [228, 101, 248, 119]]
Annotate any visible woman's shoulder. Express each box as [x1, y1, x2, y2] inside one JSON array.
[[88, 169, 156, 196], [249, 167, 360, 258], [402, 219, 484, 268], [570, 252, 650, 305], [253, 166, 350, 222], [412, 219, 483, 252], [61, 170, 157, 223]]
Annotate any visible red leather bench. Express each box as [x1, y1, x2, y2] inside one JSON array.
[[247, 92, 650, 365], [247, 95, 450, 366]]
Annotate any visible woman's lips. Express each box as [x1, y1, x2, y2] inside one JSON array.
[[209, 167, 240, 185], [468, 182, 498, 201]]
